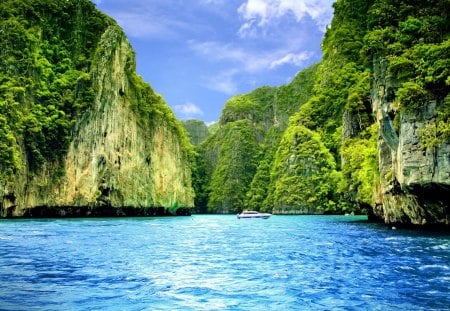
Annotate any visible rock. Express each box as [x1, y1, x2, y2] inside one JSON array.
[[0, 24, 194, 217], [183, 120, 210, 145], [372, 58, 450, 226]]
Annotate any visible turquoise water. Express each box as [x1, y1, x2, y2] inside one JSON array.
[[0, 215, 449, 310]]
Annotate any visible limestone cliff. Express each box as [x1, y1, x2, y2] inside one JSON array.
[[183, 120, 210, 146], [372, 59, 450, 226], [199, 65, 318, 213], [0, 11, 194, 217]]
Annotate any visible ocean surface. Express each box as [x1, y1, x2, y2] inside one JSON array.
[[0, 215, 449, 311]]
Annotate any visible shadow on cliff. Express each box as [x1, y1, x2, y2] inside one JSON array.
[[2, 205, 191, 218]]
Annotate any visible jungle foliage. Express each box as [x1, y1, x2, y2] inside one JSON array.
[[198, 65, 318, 213], [0, 0, 192, 187], [1, 0, 448, 214], [196, 0, 449, 214], [0, 0, 112, 180]]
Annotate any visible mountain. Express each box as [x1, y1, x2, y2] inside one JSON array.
[[198, 65, 318, 214], [364, 0, 450, 226], [183, 120, 210, 146], [0, 0, 194, 217], [1, 0, 449, 226], [197, 0, 450, 227]]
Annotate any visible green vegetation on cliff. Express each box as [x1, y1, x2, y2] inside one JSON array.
[[199, 65, 318, 213], [208, 120, 259, 213], [0, 0, 112, 179], [0, 0, 195, 215], [265, 124, 341, 214], [197, 0, 449, 215], [362, 0, 450, 148], [0, 0, 192, 179]]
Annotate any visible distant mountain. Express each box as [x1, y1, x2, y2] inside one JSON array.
[[183, 120, 210, 146]]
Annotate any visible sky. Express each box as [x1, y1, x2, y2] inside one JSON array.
[[92, 0, 336, 124]]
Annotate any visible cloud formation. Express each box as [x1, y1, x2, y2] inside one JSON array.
[[238, 0, 334, 36], [189, 41, 313, 73], [202, 69, 239, 95], [189, 38, 315, 95], [174, 102, 204, 119], [95, 0, 331, 120], [269, 51, 313, 69]]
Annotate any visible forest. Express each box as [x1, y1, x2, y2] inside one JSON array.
[[0, 0, 190, 185], [189, 0, 449, 216], [0, 0, 112, 179]]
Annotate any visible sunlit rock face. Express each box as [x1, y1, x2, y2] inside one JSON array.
[[372, 59, 450, 226], [1, 26, 194, 217]]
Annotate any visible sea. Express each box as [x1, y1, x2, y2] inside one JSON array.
[[0, 215, 449, 310]]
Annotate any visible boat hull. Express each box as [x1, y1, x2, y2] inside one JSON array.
[[237, 212, 271, 219]]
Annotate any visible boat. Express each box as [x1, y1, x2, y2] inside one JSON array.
[[237, 211, 271, 219]]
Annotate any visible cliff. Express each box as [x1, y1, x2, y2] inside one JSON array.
[[267, 124, 340, 214], [199, 66, 318, 213], [372, 59, 450, 226], [183, 120, 210, 146], [195, 0, 449, 225], [279, 0, 450, 225], [363, 0, 450, 226], [0, 0, 194, 217]]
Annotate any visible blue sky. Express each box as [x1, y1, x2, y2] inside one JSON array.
[[92, 0, 335, 124]]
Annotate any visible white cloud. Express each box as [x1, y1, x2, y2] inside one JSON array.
[[238, 0, 269, 25], [206, 120, 217, 127], [189, 40, 313, 73], [189, 40, 315, 95], [203, 69, 239, 95], [174, 102, 204, 118], [238, 0, 334, 36], [269, 51, 313, 68]]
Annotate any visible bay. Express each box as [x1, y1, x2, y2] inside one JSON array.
[[0, 215, 449, 310]]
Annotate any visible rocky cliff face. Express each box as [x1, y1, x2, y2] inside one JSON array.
[[200, 66, 317, 214], [372, 59, 450, 226], [1, 25, 194, 217], [183, 120, 210, 146]]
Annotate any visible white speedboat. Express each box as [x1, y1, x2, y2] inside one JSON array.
[[237, 211, 271, 219]]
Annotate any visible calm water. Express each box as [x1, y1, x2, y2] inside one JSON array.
[[0, 215, 449, 310]]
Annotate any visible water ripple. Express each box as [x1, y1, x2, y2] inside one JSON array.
[[0, 215, 449, 310]]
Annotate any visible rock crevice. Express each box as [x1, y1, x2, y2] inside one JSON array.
[[372, 59, 450, 226]]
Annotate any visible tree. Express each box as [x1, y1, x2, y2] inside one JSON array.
[[266, 124, 340, 214]]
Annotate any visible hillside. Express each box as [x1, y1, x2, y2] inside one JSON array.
[[196, 0, 450, 226], [198, 65, 318, 214], [0, 0, 194, 217]]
